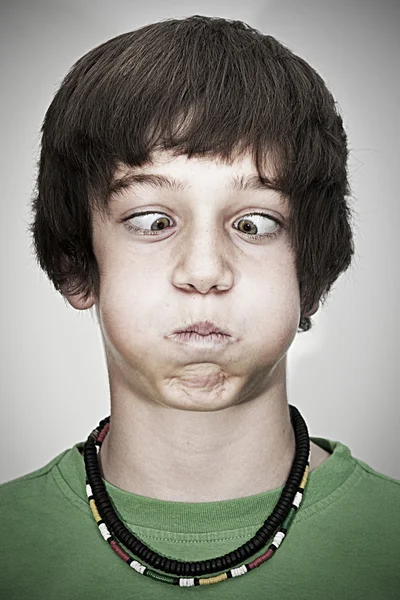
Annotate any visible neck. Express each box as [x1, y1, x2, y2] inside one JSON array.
[[98, 365, 305, 503]]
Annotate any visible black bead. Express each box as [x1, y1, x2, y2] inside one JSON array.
[[142, 548, 153, 563], [254, 532, 268, 546], [274, 506, 289, 521], [88, 481, 106, 494], [116, 528, 132, 548], [279, 497, 293, 511], [205, 560, 212, 574], [94, 499, 113, 514], [163, 559, 172, 573], [131, 540, 145, 554], [250, 536, 263, 550], [289, 466, 305, 479], [152, 555, 162, 570], [169, 560, 177, 573], [222, 554, 232, 568], [85, 458, 100, 469]]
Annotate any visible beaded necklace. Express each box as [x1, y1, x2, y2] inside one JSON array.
[[83, 404, 310, 587]]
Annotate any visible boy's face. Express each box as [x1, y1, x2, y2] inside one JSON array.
[[68, 150, 304, 412]]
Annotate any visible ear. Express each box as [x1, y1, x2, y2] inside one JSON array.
[[304, 301, 319, 318], [63, 289, 96, 311]]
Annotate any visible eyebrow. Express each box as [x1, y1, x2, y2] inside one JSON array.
[[107, 172, 283, 200]]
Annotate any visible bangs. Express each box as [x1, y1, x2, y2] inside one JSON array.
[[44, 16, 342, 214]]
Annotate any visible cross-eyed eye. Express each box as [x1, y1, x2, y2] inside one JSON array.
[[233, 213, 281, 240], [122, 211, 282, 241], [124, 213, 172, 234]]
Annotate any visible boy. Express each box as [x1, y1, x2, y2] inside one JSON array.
[[1, 14, 399, 599]]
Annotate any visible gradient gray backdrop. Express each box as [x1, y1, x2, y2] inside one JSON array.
[[1, 0, 399, 483]]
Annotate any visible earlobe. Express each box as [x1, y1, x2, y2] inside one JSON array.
[[304, 301, 319, 318], [64, 291, 96, 311]]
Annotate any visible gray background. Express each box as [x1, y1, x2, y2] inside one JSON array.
[[1, 0, 399, 484]]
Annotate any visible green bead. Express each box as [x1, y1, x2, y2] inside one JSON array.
[[145, 569, 175, 584], [283, 508, 296, 529]]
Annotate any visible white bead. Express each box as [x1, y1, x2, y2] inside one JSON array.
[[86, 483, 92, 497], [179, 578, 195, 587], [293, 491, 302, 508], [98, 522, 111, 541], [231, 565, 248, 577], [272, 531, 285, 548], [129, 560, 146, 574]]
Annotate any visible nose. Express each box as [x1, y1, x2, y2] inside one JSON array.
[[171, 223, 234, 294]]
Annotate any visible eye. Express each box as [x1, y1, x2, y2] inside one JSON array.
[[122, 211, 282, 240], [233, 212, 281, 240], [123, 212, 173, 235]]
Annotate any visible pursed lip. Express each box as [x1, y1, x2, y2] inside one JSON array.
[[172, 320, 231, 336]]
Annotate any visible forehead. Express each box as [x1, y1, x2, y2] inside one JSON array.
[[108, 150, 287, 204]]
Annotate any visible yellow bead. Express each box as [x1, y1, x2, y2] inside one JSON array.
[[89, 498, 102, 523], [300, 465, 309, 489], [199, 573, 228, 585]]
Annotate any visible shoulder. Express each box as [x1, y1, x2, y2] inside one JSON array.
[[356, 457, 400, 485], [0, 449, 71, 512], [309, 437, 400, 533], [354, 456, 400, 502], [0, 448, 70, 489], [0, 446, 85, 567], [313, 436, 400, 495], [0, 448, 93, 599], [332, 453, 400, 545]]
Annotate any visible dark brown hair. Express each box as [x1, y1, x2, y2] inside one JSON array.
[[29, 15, 355, 332]]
